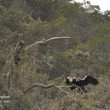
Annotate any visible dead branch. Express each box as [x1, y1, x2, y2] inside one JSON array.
[[7, 40, 24, 89], [13, 40, 24, 66], [23, 83, 82, 95], [25, 36, 70, 51]]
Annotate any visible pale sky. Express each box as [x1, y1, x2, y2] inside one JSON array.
[[73, 0, 110, 12]]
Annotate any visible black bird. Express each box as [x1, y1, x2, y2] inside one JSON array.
[[65, 75, 99, 93]]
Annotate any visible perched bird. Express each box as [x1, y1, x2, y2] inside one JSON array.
[[65, 75, 99, 93]]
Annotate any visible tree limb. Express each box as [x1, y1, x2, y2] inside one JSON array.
[[25, 36, 70, 51], [23, 83, 82, 95], [7, 40, 24, 89]]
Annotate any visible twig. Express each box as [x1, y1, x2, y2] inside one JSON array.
[[25, 36, 70, 51]]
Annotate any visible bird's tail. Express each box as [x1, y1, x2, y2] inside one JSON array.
[[86, 76, 99, 85]]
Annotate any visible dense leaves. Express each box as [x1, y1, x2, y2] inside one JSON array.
[[0, 0, 110, 110]]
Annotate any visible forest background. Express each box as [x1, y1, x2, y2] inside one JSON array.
[[0, 0, 110, 110]]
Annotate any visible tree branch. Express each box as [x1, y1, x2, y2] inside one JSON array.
[[23, 83, 82, 95], [25, 36, 70, 51]]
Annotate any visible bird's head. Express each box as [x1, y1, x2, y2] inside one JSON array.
[[65, 76, 76, 85]]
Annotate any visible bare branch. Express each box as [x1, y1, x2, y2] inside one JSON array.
[[25, 36, 70, 51], [55, 86, 71, 95], [7, 40, 24, 89], [23, 83, 82, 95]]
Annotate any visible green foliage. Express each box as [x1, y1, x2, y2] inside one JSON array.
[[26, 0, 56, 20], [9, 88, 30, 110], [0, 5, 6, 14], [0, 0, 13, 8], [0, 0, 110, 110], [1, 10, 32, 32]]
